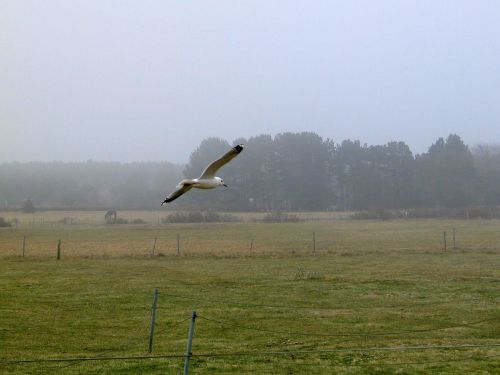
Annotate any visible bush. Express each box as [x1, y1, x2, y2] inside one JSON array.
[[351, 209, 398, 220], [406, 206, 500, 219], [114, 218, 129, 224], [132, 218, 146, 224], [0, 217, 12, 227], [162, 211, 238, 223], [261, 211, 301, 223], [406, 208, 441, 219]]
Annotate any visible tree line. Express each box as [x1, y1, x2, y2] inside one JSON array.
[[1, 133, 499, 212]]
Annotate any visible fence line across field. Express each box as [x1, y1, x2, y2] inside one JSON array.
[[3, 344, 500, 365], [8, 228, 500, 259]]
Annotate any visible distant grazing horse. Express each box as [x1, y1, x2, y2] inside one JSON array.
[[104, 210, 117, 224]]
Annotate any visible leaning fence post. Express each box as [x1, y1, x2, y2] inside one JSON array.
[[22, 235, 26, 258], [183, 311, 197, 375], [177, 234, 180, 256], [151, 237, 157, 257], [148, 288, 159, 353], [57, 239, 61, 260]]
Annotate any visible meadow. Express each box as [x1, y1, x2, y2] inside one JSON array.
[[0, 211, 499, 374]]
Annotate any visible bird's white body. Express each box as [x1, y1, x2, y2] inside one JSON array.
[[180, 177, 225, 190]]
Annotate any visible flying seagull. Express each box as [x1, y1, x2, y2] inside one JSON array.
[[161, 144, 244, 205]]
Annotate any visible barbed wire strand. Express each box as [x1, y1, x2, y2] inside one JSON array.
[[32, 352, 500, 372], [157, 291, 464, 311], [238, 353, 500, 368], [2, 343, 500, 365], [197, 314, 499, 338], [47, 312, 190, 371]]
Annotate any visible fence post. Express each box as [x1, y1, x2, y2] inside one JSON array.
[[453, 228, 456, 250], [443, 232, 447, 251], [177, 234, 180, 256], [183, 311, 197, 375], [250, 239, 253, 255], [313, 232, 316, 253], [152, 237, 157, 257], [22, 236, 26, 258], [148, 288, 159, 353], [57, 239, 61, 260]]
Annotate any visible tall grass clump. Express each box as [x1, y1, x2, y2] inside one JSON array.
[[0, 217, 12, 227], [407, 206, 500, 219], [162, 211, 239, 223], [351, 209, 399, 220], [261, 211, 301, 223]]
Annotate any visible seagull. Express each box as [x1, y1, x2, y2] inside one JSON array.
[[161, 144, 244, 205]]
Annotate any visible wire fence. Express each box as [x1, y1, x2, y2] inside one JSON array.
[[2, 304, 499, 372], [3, 219, 500, 259], [3, 343, 500, 365], [197, 315, 499, 338], [157, 291, 468, 311]]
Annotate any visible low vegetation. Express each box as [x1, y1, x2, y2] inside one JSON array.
[[0, 217, 12, 227], [261, 210, 301, 223], [162, 211, 239, 223]]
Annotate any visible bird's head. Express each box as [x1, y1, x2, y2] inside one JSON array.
[[215, 177, 228, 187]]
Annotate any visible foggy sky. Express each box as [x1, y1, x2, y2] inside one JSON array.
[[1, 1, 499, 163]]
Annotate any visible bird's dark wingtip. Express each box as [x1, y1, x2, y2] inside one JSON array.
[[234, 144, 244, 153]]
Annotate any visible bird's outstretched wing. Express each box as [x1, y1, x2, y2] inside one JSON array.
[[161, 180, 194, 205], [199, 144, 244, 179]]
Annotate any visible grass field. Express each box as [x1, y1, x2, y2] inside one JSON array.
[[0, 213, 499, 374]]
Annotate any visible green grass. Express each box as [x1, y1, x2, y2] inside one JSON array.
[[0, 216, 499, 374]]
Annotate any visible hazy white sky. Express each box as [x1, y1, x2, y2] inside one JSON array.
[[1, 1, 499, 163]]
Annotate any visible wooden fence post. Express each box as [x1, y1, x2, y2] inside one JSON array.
[[57, 239, 61, 260], [22, 236, 26, 258], [151, 237, 157, 257], [177, 234, 180, 256], [443, 232, 447, 251]]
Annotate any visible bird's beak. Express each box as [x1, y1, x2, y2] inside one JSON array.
[[223, 183, 228, 187]]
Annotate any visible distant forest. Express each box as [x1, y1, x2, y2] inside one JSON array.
[[1, 132, 500, 212]]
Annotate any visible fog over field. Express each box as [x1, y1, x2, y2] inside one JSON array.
[[1, 1, 500, 163], [1, 4, 500, 372]]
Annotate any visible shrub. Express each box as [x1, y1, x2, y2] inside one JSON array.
[[132, 218, 146, 224], [406, 208, 442, 219], [406, 206, 500, 219], [261, 211, 301, 223], [162, 211, 238, 223], [351, 209, 398, 221], [0, 217, 12, 227], [293, 267, 324, 280]]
